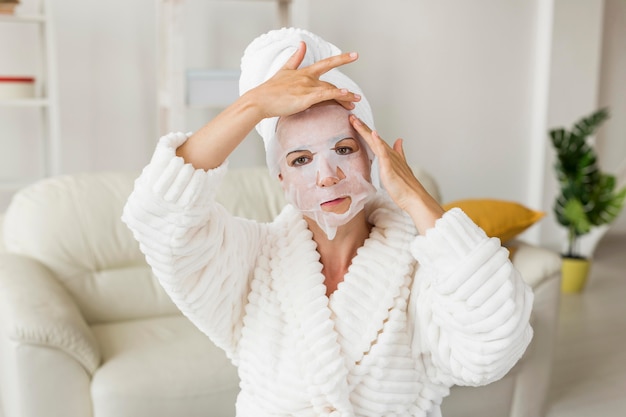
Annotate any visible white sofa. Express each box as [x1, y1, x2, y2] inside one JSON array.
[[0, 166, 561, 417]]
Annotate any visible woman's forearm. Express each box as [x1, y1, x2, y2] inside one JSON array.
[[175, 92, 262, 171]]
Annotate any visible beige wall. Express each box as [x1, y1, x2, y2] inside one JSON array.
[[307, 0, 539, 205]]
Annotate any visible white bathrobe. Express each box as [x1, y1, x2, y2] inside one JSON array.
[[122, 132, 534, 417]]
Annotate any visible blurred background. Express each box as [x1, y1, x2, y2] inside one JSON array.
[[0, 0, 624, 252]]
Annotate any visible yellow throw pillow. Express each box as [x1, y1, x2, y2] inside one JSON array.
[[442, 199, 544, 242]]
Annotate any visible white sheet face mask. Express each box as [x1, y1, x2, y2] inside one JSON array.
[[274, 102, 376, 240]]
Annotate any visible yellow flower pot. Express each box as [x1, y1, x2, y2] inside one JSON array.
[[561, 257, 591, 293]]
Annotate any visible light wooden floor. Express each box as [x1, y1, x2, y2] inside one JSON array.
[[545, 231, 626, 417]]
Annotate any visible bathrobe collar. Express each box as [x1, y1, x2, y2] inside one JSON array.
[[272, 192, 418, 416]]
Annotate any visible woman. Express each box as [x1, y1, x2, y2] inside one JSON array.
[[123, 28, 533, 417]]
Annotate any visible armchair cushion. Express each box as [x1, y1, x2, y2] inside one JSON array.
[[90, 315, 238, 417]]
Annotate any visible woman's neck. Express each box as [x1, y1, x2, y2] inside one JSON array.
[[306, 211, 372, 297]]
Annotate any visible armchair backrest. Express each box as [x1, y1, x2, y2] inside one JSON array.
[[2, 172, 176, 325], [215, 166, 287, 222]]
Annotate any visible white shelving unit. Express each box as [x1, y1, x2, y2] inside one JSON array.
[[0, 0, 60, 192], [157, 0, 291, 135]]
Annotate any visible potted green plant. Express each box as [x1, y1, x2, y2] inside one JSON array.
[[549, 108, 626, 292]]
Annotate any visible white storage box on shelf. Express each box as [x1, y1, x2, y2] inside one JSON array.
[[186, 69, 240, 108]]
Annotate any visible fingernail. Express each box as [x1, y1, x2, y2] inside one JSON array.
[[354, 93, 361, 100], [349, 52, 358, 59], [340, 88, 348, 95]]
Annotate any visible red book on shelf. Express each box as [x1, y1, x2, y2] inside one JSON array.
[[0, 76, 35, 99], [0, 76, 35, 83]]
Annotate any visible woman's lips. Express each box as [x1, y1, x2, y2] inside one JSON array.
[[321, 197, 347, 207], [320, 196, 351, 213]]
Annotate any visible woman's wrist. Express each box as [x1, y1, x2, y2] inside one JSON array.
[[237, 89, 267, 122], [402, 189, 445, 234]]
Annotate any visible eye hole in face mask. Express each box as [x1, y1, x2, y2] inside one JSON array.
[[286, 137, 361, 168], [287, 151, 314, 167], [332, 138, 360, 156]]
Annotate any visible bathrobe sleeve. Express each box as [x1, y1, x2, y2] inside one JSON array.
[[121, 132, 265, 359], [409, 208, 534, 387]]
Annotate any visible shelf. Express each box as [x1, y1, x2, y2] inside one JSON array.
[[0, 98, 49, 107], [0, 0, 60, 181], [0, 14, 47, 23]]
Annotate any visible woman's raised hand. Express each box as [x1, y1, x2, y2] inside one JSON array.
[[248, 41, 362, 120], [349, 115, 445, 233]]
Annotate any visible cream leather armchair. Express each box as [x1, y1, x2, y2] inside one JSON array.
[[0, 167, 561, 417]]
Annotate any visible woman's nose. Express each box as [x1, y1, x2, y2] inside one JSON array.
[[316, 159, 346, 187]]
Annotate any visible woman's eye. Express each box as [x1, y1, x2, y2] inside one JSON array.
[[335, 146, 354, 155], [291, 156, 311, 166]]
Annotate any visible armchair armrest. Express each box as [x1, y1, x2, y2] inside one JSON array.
[[0, 253, 101, 374], [508, 240, 562, 288]]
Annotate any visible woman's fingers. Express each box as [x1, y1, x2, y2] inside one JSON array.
[[349, 115, 389, 157], [282, 41, 307, 70], [262, 46, 361, 117], [350, 116, 406, 163], [307, 51, 360, 106], [282, 43, 357, 75], [393, 138, 407, 160], [332, 88, 359, 110], [307, 51, 359, 77], [309, 81, 360, 109]]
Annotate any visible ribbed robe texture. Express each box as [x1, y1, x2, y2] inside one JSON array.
[[122, 132, 534, 417]]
